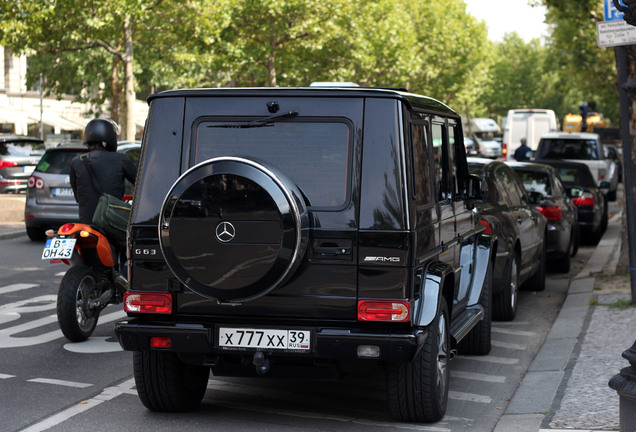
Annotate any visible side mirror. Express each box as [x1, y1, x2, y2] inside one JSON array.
[[467, 174, 483, 200], [600, 181, 610, 189], [569, 187, 583, 198], [527, 191, 543, 205]]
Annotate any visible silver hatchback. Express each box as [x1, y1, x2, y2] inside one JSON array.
[[24, 141, 141, 241]]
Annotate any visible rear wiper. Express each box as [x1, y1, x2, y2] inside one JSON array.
[[207, 110, 299, 128]]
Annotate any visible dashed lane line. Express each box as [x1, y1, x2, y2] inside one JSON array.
[[457, 355, 519, 365], [19, 378, 135, 432], [491, 327, 536, 337], [27, 378, 93, 389], [0, 373, 16, 379]]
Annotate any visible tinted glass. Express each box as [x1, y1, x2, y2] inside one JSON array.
[[195, 121, 350, 208], [539, 138, 599, 160], [411, 122, 431, 205], [517, 170, 552, 198], [36, 150, 85, 174]]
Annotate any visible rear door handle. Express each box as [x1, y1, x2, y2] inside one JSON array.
[[314, 246, 351, 257]]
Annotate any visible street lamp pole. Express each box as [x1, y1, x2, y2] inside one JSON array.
[[609, 4, 636, 430]]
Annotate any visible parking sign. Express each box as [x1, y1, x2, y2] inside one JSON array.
[[605, 0, 626, 21]]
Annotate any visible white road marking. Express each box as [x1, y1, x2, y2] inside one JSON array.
[[27, 378, 93, 389], [491, 340, 527, 350], [55, 272, 66, 277], [0, 373, 16, 379], [451, 370, 506, 383], [0, 283, 38, 295], [457, 355, 519, 365], [19, 378, 135, 432], [448, 390, 492, 403], [491, 327, 536, 337], [64, 337, 123, 353]]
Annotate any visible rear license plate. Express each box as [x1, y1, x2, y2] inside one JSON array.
[[218, 327, 311, 351], [52, 187, 74, 197], [42, 238, 76, 260]]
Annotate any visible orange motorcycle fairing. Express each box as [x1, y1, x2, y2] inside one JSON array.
[[56, 223, 115, 268]]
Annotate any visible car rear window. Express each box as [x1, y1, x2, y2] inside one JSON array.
[[0, 141, 45, 156], [554, 166, 596, 187], [537, 138, 599, 160], [36, 150, 85, 174], [194, 120, 351, 208]]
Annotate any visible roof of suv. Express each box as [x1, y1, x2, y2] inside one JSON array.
[[541, 132, 600, 140], [148, 86, 458, 116]]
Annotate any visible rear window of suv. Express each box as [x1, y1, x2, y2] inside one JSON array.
[[36, 149, 85, 174], [194, 120, 351, 208], [538, 138, 600, 160]]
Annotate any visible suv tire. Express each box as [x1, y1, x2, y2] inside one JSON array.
[[159, 157, 308, 302], [386, 301, 450, 423], [133, 351, 210, 412]]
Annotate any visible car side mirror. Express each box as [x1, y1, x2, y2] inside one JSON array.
[[527, 191, 543, 205], [600, 181, 610, 189], [467, 174, 483, 200], [569, 187, 583, 198]]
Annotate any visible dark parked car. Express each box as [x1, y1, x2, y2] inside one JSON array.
[[467, 158, 546, 321], [536, 159, 608, 245], [507, 162, 579, 273], [24, 141, 141, 241], [0, 136, 45, 193], [114, 86, 495, 423]]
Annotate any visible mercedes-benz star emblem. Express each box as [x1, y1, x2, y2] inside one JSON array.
[[215, 222, 236, 243]]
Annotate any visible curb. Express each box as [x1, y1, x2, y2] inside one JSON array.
[[0, 228, 26, 240], [494, 210, 624, 432]]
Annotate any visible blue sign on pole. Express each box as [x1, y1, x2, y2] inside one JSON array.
[[605, 0, 626, 21]]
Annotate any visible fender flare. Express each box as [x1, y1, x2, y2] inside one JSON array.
[[468, 232, 495, 306], [413, 261, 454, 328]]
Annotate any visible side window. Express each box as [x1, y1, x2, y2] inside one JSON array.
[[411, 121, 432, 205], [431, 122, 451, 201], [449, 122, 468, 199], [498, 166, 523, 206]]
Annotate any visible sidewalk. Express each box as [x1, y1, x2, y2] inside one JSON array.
[[495, 210, 633, 432], [0, 194, 26, 240]]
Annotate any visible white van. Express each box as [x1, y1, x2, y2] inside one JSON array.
[[502, 109, 558, 160]]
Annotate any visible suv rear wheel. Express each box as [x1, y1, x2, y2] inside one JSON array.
[[133, 351, 210, 412], [386, 301, 450, 422]]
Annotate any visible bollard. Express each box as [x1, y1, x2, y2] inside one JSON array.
[[609, 341, 636, 431]]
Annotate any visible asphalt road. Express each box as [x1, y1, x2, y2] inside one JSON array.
[[0, 224, 598, 431]]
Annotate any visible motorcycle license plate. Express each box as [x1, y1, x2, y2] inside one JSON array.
[[42, 238, 76, 260], [218, 327, 311, 351]]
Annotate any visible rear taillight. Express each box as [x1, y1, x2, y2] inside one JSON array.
[[358, 300, 410, 322], [571, 193, 595, 207], [537, 206, 563, 221], [502, 143, 508, 158], [0, 160, 18, 169], [124, 292, 173, 314], [480, 219, 492, 234], [27, 176, 44, 189]]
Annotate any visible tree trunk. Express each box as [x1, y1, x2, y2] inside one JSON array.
[[110, 55, 121, 126], [267, 50, 277, 87], [123, 14, 136, 140]]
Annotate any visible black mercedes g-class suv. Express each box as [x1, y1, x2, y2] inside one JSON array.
[[115, 85, 493, 423]]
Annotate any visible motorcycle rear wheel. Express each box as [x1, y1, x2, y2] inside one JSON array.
[[57, 265, 99, 342]]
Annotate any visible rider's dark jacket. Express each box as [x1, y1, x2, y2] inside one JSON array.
[[69, 147, 137, 223]]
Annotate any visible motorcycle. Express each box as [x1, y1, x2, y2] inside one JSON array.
[[42, 222, 128, 342]]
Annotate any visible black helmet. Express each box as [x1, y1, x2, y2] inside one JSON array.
[[83, 118, 119, 152]]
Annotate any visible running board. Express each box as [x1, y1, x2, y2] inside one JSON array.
[[450, 306, 483, 343]]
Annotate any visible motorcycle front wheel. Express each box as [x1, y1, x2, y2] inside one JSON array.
[[57, 265, 99, 342]]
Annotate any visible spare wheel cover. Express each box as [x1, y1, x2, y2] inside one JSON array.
[[159, 157, 308, 302]]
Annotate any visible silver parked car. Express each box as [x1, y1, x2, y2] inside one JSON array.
[[0, 136, 45, 193], [24, 141, 141, 241]]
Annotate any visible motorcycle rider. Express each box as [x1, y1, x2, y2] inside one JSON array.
[[69, 118, 137, 227]]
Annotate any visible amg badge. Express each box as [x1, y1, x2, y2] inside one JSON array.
[[363, 256, 401, 263]]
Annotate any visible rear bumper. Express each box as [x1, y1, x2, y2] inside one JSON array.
[[114, 319, 427, 363]]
